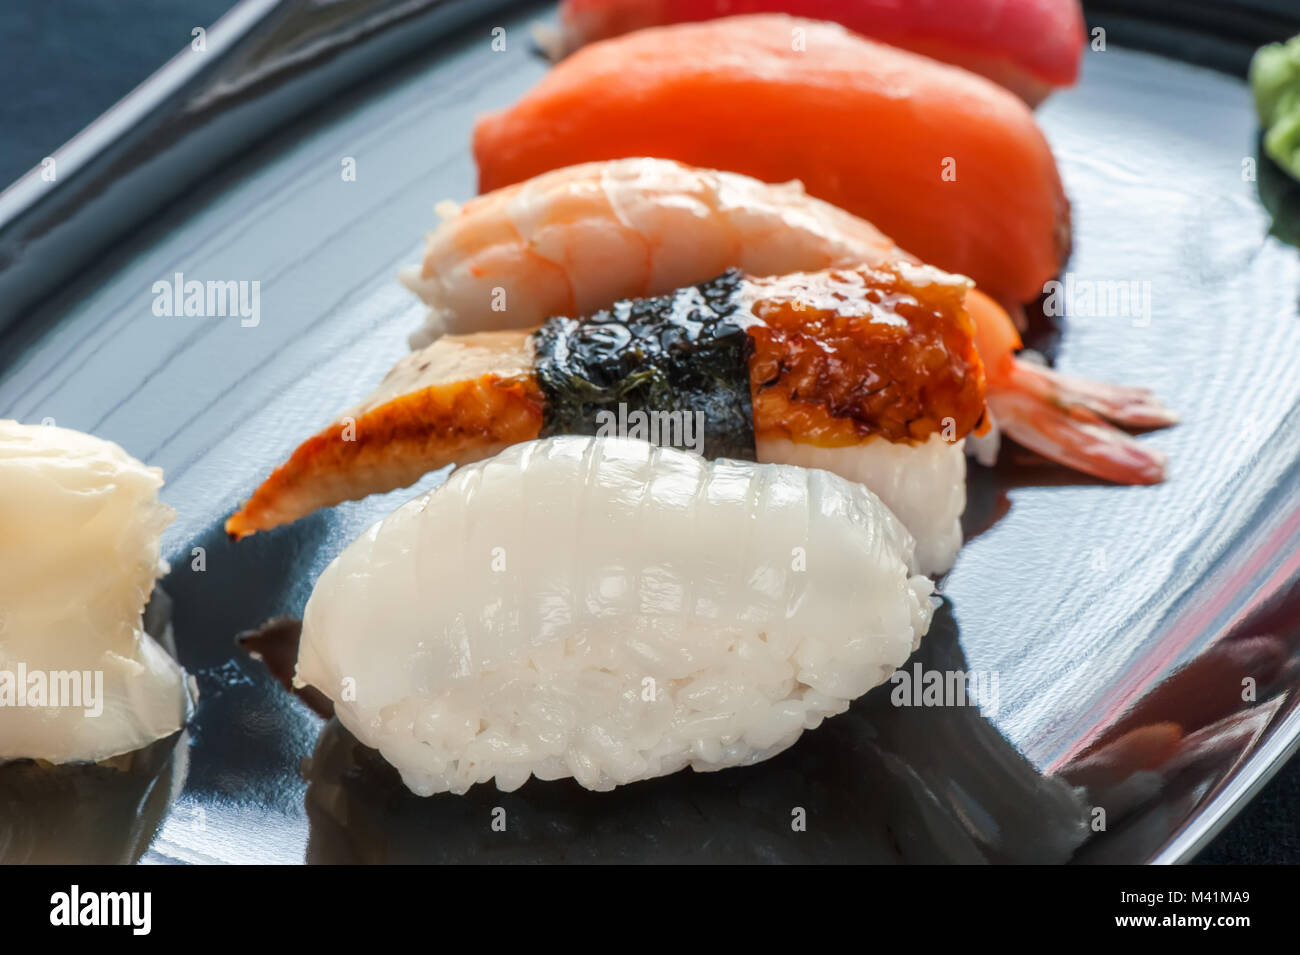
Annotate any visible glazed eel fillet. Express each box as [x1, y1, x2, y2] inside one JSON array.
[[227, 263, 987, 574]]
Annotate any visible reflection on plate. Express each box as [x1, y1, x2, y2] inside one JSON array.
[[301, 604, 1090, 864]]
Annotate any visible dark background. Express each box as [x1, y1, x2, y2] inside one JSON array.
[[0, 0, 1296, 865]]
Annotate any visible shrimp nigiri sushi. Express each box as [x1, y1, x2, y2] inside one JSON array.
[[550, 0, 1086, 106], [475, 15, 1071, 307], [401, 159, 1173, 486], [296, 435, 937, 795], [228, 264, 986, 575]]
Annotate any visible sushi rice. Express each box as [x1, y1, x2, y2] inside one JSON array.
[[758, 433, 967, 577]]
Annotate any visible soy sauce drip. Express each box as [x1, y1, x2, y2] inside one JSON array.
[[235, 618, 334, 719]]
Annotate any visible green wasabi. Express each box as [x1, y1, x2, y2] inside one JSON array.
[[1252, 36, 1300, 180]]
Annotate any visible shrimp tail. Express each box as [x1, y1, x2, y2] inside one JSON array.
[[988, 356, 1173, 485], [1006, 357, 1180, 429]]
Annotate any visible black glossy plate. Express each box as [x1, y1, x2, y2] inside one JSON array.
[[1, 0, 1298, 864]]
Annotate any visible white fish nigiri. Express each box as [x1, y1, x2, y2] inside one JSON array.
[[0, 421, 193, 764], [296, 436, 935, 796]]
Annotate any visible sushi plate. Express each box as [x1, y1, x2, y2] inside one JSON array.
[[1, 0, 1299, 864]]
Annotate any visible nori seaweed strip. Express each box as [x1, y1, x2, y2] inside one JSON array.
[[533, 269, 755, 461]]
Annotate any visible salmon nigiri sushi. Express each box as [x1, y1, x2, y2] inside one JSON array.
[[550, 0, 1087, 106], [476, 14, 1071, 308]]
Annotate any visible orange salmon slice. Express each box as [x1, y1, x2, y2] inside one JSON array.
[[475, 14, 1071, 306]]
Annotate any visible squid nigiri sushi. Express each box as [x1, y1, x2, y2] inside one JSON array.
[[550, 0, 1086, 106], [295, 435, 937, 795], [402, 159, 1173, 486], [228, 264, 986, 575], [0, 421, 194, 764], [475, 15, 1071, 307]]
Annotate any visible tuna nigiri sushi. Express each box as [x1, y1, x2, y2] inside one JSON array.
[[228, 264, 987, 574], [296, 435, 936, 795], [402, 159, 1172, 486], [550, 0, 1086, 106], [475, 14, 1072, 307]]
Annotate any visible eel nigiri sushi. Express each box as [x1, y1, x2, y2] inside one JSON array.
[[402, 158, 1172, 485], [296, 435, 936, 795], [228, 264, 987, 575], [550, 0, 1086, 106], [475, 15, 1071, 307], [0, 421, 194, 764]]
